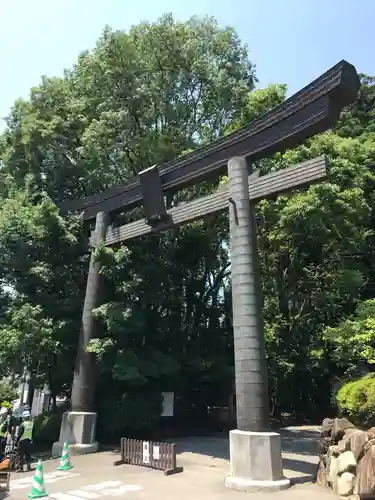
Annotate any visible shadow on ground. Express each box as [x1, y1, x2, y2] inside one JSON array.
[[174, 428, 319, 457], [102, 426, 320, 485], [281, 427, 320, 456], [172, 426, 320, 484]]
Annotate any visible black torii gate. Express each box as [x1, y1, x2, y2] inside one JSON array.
[[55, 60, 359, 491]]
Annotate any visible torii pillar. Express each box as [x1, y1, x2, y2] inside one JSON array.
[[225, 157, 290, 492], [52, 211, 109, 457]]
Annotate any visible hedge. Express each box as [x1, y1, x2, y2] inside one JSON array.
[[336, 374, 375, 427], [33, 411, 62, 445]]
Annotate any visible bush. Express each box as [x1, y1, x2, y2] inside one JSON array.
[[33, 411, 62, 445], [96, 390, 162, 443], [336, 374, 375, 427], [0, 382, 17, 404]]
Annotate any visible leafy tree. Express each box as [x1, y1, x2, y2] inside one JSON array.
[[0, 382, 17, 405], [0, 15, 256, 432], [324, 299, 375, 378], [1, 14, 255, 200], [0, 180, 85, 406], [0, 11, 374, 433]]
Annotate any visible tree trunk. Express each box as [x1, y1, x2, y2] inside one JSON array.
[[51, 394, 57, 413], [26, 384, 34, 408]]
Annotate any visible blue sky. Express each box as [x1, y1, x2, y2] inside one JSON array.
[[1, 0, 374, 132]]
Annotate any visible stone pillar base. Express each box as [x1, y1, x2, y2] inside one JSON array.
[[224, 429, 291, 492], [52, 411, 98, 457]]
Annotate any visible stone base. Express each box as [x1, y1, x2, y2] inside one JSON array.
[[69, 442, 99, 456], [52, 411, 98, 458], [52, 441, 99, 457], [225, 475, 291, 492], [224, 429, 291, 492]]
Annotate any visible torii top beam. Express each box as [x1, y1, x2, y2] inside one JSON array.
[[58, 60, 360, 221]]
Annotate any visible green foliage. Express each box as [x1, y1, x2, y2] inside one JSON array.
[[226, 84, 287, 134], [96, 390, 162, 442], [33, 411, 63, 444], [336, 375, 375, 427], [0, 181, 85, 393], [0, 382, 17, 405], [0, 401, 13, 409], [324, 300, 375, 377], [0, 13, 374, 430]]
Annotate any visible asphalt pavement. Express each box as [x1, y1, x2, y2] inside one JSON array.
[[7, 427, 336, 500]]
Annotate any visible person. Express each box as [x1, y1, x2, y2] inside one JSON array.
[[15, 410, 34, 472], [0, 414, 7, 463], [0, 409, 13, 463]]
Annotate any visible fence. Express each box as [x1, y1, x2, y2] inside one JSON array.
[[114, 438, 183, 476]]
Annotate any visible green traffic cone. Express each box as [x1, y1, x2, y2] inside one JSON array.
[[57, 442, 73, 471], [28, 460, 48, 499]]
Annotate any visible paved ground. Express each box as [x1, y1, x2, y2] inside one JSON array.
[[6, 426, 336, 499]]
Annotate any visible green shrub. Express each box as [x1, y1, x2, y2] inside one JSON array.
[[96, 390, 162, 442], [0, 382, 17, 404], [33, 412, 62, 444], [336, 374, 375, 427]]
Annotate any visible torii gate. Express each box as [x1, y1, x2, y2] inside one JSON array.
[[55, 60, 359, 492]]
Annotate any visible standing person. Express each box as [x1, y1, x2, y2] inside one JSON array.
[[0, 408, 13, 463], [15, 410, 34, 472], [0, 412, 7, 463]]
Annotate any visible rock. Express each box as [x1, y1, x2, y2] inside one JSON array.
[[319, 436, 331, 456], [356, 444, 375, 498], [332, 418, 356, 443], [315, 455, 328, 487], [327, 445, 341, 487], [329, 455, 339, 487], [350, 430, 368, 462], [346, 428, 362, 438], [328, 444, 341, 459], [368, 428, 375, 441], [337, 472, 355, 496], [337, 451, 356, 475], [322, 417, 335, 437], [339, 437, 351, 454]]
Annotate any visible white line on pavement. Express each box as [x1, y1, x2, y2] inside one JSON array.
[[11, 471, 79, 489], [51, 493, 86, 500], [83, 481, 123, 491], [49, 482, 143, 499], [68, 490, 100, 499], [104, 485, 143, 496], [45, 474, 80, 484]]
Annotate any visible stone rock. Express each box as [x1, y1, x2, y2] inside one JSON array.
[[356, 444, 375, 498], [328, 444, 341, 459], [337, 451, 357, 475], [346, 428, 362, 438], [350, 430, 368, 462], [332, 418, 356, 444], [315, 456, 328, 487], [339, 437, 351, 454], [322, 417, 335, 437], [337, 472, 355, 496], [319, 436, 331, 456], [368, 428, 375, 441], [329, 455, 339, 487]]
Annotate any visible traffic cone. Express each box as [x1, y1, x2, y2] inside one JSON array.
[[57, 442, 73, 471], [28, 460, 48, 499]]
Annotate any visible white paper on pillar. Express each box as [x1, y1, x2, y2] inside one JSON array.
[[153, 445, 160, 460], [161, 392, 174, 417], [143, 441, 150, 464]]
